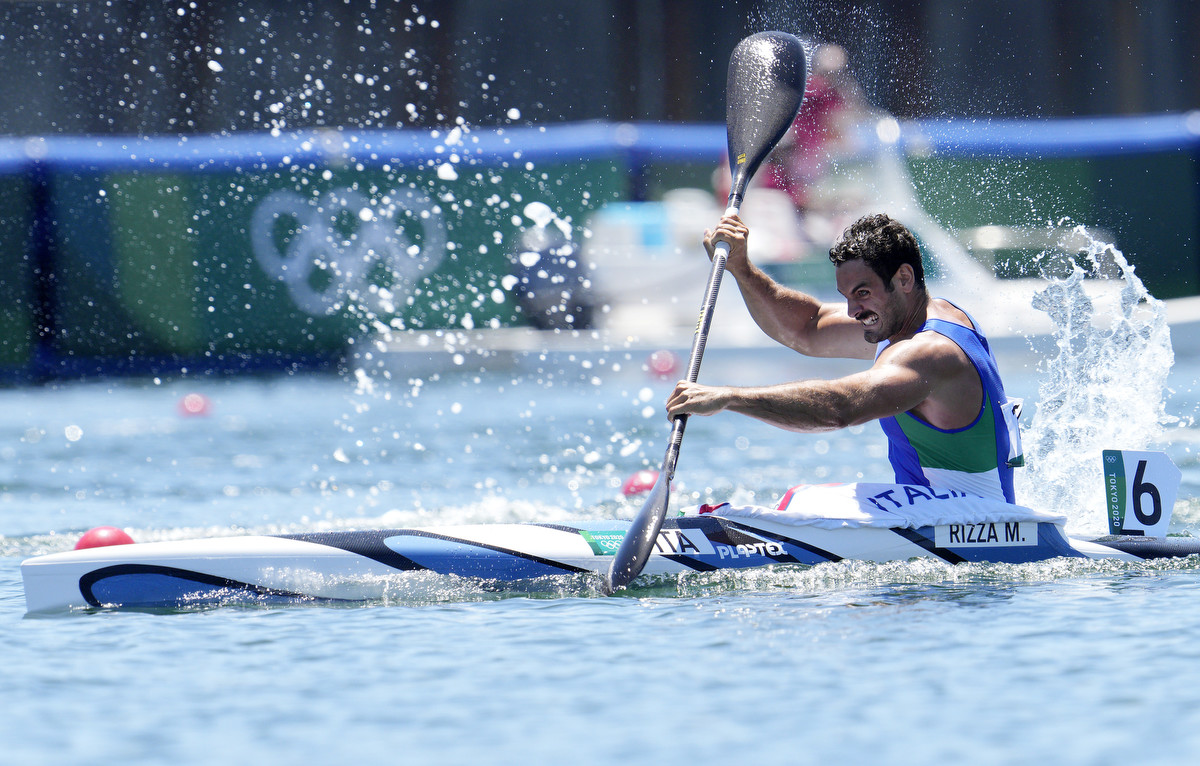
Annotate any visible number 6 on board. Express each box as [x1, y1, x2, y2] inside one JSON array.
[[1103, 450, 1181, 537]]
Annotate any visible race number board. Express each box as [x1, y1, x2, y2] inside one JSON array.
[[1103, 450, 1181, 537]]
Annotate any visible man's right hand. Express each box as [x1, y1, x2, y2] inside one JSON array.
[[702, 213, 751, 272]]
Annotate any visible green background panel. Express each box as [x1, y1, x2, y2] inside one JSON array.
[[906, 157, 1094, 230], [23, 140, 1200, 375], [1091, 152, 1200, 298], [51, 171, 159, 358], [906, 153, 1198, 298], [46, 157, 626, 362], [0, 175, 33, 368], [110, 173, 201, 352]]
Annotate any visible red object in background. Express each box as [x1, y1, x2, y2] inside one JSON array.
[[75, 526, 136, 550], [647, 350, 680, 379], [178, 393, 212, 417], [621, 469, 660, 496]]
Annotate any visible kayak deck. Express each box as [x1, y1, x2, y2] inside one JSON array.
[[21, 516, 1199, 612]]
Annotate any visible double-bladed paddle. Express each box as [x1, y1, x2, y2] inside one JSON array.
[[605, 31, 809, 593]]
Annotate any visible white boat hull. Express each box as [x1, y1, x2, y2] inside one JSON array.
[[21, 516, 1194, 612]]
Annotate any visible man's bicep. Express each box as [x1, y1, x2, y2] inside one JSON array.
[[798, 303, 875, 359], [832, 362, 933, 425]]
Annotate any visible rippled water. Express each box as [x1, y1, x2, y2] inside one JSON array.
[[3, 311, 1199, 763]]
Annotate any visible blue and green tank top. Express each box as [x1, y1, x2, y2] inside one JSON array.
[[875, 308, 1021, 503]]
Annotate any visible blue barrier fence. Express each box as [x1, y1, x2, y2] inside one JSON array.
[[899, 112, 1200, 158], [5, 111, 1198, 168], [1, 114, 1197, 382]]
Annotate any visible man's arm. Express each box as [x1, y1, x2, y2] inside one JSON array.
[[705, 214, 873, 360], [666, 337, 954, 432]]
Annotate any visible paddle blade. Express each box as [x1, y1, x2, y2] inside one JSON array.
[[725, 31, 809, 209], [606, 468, 671, 592]]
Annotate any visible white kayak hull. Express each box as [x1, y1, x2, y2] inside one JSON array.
[[20, 516, 1197, 612]]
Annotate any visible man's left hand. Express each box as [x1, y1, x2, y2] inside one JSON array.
[[666, 381, 732, 420]]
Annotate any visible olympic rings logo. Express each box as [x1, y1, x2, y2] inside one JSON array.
[[250, 187, 446, 317]]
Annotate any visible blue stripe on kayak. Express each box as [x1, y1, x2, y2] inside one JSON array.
[[78, 564, 340, 609], [721, 520, 843, 565], [280, 531, 425, 571], [383, 531, 591, 579], [891, 527, 966, 563], [660, 555, 718, 572]]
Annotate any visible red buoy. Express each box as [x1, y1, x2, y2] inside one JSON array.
[[178, 393, 212, 417], [621, 469, 660, 496], [75, 526, 136, 550], [646, 350, 680, 379]]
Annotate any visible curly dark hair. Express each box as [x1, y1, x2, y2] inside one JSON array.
[[828, 213, 925, 291]]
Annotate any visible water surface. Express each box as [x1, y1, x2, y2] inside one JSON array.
[[2, 333, 1198, 764]]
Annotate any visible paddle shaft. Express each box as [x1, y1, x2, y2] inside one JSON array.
[[602, 233, 731, 594], [658, 222, 736, 488]]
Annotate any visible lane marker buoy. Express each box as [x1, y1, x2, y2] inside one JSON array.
[[621, 469, 660, 496], [647, 350, 680, 379], [75, 526, 136, 550], [178, 393, 212, 417]]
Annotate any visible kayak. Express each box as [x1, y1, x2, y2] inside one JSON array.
[[21, 450, 1187, 612], [20, 516, 1200, 612], [21, 475, 1198, 612]]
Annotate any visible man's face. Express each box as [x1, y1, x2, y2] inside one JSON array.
[[835, 259, 907, 344]]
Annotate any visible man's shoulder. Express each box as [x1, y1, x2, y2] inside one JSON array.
[[927, 298, 979, 332], [876, 327, 972, 375]]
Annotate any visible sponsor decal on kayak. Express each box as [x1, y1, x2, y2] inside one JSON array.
[[655, 529, 716, 557], [934, 521, 1037, 548], [579, 529, 716, 557], [580, 531, 625, 556], [715, 541, 786, 560]]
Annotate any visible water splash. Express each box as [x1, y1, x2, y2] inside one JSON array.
[[1016, 226, 1175, 534]]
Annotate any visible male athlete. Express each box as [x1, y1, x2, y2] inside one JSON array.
[[666, 212, 1022, 503]]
